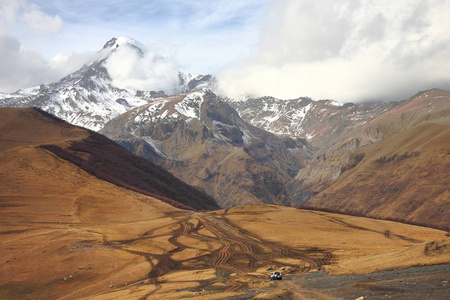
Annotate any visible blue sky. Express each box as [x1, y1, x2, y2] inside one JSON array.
[[3, 0, 267, 73], [1, 0, 450, 102]]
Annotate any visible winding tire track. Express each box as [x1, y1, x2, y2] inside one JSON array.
[[98, 212, 334, 297]]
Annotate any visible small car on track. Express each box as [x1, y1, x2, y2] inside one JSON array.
[[270, 271, 282, 280]]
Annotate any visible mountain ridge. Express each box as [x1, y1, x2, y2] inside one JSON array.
[[0, 107, 219, 211], [100, 89, 312, 208], [0, 36, 448, 229], [0, 37, 213, 131]]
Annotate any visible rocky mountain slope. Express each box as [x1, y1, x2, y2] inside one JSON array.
[[0, 37, 212, 131], [100, 89, 313, 207], [0, 35, 448, 228], [227, 95, 399, 152], [290, 89, 450, 229], [0, 107, 219, 211], [310, 120, 450, 230]]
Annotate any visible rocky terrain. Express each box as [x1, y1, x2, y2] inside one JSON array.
[[100, 89, 312, 208], [289, 89, 450, 230], [227, 95, 398, 152], [1, 37, 448, 230], [0, 82, 449, 299]]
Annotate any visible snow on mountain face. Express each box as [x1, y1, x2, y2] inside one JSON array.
[[101, 89, 312, 208], [103, 37, 148, 56], [226, 96, 396, 151], [227, 96, 316, 137], [0, 60, 163, 131], [178, 73, 214, 93], [103, 89, 312, 155], [174, 91, 204, 119], [0, 37, 214, 131], [129, 91, 207, 126]]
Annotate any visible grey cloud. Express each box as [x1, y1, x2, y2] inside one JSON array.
[[0, 35, 95, 92], [0, 35, 55, 92], [401, 0, 432, 32], [358, 13, 387, 43], [217, 0, 450, 102]]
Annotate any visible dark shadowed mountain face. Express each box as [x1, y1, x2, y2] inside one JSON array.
[[101, 89, 313, 208], [0, 107, 219, 211], [0, 37, 213, 131]]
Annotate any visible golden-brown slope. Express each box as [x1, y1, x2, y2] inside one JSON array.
[[0, 144, 184, 299], [310, 121, 450, 230], [1, 108, 448, 299], [0, 107, 219, 210], [0, 107, 88, 151], [1, 175, 448, 300], [361, 88, 450, 142], [287, 89, 450, 206]]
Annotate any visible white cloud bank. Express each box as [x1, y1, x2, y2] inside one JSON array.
[[23, 7, 63, 34], [104, 44, 181, 94], [217, 0, 450, 102], [0, 0, 69, 92], [0, 0, 63, 35], [0, 34, 102, 92]]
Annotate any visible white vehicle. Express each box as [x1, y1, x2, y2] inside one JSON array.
[[270, 271, 282, 280]]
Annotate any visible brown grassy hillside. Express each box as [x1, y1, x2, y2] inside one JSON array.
[[1, 195, 447, 299], [310, 121, 450, 230], [1, 109, 448, 299], [287, 89, 450, 205], [0, 107, 219, 211]]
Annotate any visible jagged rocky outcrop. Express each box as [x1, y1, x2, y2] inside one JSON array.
[[227, 96, 399, 152], [101, 89, 313, 207]]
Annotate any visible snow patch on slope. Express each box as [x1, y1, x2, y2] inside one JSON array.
[[134, 99, 170, 123], [175, 92, 204, 119], [291, 102, 313, 124]]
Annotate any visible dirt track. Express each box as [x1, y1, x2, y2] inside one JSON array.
[[92, 210, 333, 298], [2, 203, 446, 299]]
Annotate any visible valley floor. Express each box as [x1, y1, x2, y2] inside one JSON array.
[[1, 204, 448, 299]]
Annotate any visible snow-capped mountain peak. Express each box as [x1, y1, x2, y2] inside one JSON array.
[[0, 37, 215, 131], [103, 36, 148, 56]]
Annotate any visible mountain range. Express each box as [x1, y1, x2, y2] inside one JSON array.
[[0, 37, 211, 131], [1, 36, 449, 230], [100, 89, 311, 207], [1, 36, 449, 299], [1, 108, 447, 299]]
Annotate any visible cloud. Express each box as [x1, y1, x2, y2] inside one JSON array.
[[0, 0, 266, 91], [0, 34, 55, 91], [0, 0, 63, 34], [0, 1, 73, 91], [0, 34, 99, 92], [23, 6, 63, 34], [51, 50, 107, 75], [217, 0, 450, 102], [104, 45, 181, 94], [0, 0, 22, 24]]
